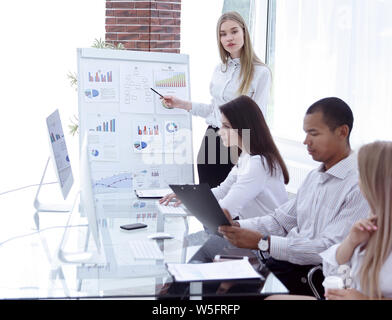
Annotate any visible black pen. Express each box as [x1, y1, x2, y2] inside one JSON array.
[[214, 255, 247, 260], [150, 87, 164, 98]]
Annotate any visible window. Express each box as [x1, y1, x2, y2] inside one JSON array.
[[0, 0, 105, 193], [264, 0, 392, 147], [222, 0, 254, 29], [181, 0, 254, 179]]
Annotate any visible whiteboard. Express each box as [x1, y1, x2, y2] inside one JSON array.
[[77, 48, 194, 194]]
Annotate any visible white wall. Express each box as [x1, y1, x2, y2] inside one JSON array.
[[0, 0, 105, 193], [180, 0, 224, 182]]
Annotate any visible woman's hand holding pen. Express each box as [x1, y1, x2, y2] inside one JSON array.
[[162, 95, 192, 111]]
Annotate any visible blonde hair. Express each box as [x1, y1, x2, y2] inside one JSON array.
[[216, 11, 266, 95], [358, 141, 392, 299]]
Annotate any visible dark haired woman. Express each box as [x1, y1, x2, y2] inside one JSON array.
[[161, 95, 289, 220]]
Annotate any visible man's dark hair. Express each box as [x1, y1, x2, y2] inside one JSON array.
[[306, 97, 354, 142]]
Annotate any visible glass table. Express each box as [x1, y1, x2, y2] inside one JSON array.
[[0, 184, 288, 299]]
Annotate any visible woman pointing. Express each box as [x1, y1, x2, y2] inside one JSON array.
[[162, 11, 271, 188]]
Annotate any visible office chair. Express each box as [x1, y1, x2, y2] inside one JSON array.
[[308, 264, 353, 299], [307, 264, 324, 299]]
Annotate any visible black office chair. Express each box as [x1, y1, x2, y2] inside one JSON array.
[[307, 264, 324, 299]]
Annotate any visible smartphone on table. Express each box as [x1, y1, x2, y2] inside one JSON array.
[[120, 223, 148, 231]]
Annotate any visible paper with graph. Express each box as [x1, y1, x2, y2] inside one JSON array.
[[78, 49, 194, 194], [83, 63, 119, 103], [153, 68, 189, 115]]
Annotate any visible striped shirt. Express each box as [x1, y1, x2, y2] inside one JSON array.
[[239, 152, 370, 266]]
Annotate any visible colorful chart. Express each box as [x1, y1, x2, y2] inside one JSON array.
[[91, 149, 99, 157], [134, 141, 148, 151], [96, 119, 116, 132], [133, 201, 146, 209], [136, 212, 157, 222], [88, 70, 113, 83], [165, 122, 179, 133], [50, 132, 63, 143], [137, 124, 159, 136], [155, 72, 186, 88], [85, 89, 100, 99]]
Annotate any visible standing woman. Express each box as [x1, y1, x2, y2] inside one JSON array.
[[162, 11, 271, 188]]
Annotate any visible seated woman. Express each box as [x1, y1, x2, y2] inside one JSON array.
[[267, 140, 392, 300], [160, 95, 289, 220]]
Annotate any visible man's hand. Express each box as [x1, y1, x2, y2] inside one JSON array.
[[218, 225, 263, 249], [222, 209, 240, 227]]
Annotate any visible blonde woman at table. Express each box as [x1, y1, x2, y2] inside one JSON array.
[[161, 95, 289, 221], [267, 141, 392, 300], [162, 11, 271, 189]]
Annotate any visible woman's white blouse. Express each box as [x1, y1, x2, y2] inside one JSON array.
[[211, 152, 288, 220], [190, 58, 271, 128], [320, 243, 392, 298]]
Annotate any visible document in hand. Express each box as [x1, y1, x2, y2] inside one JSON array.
[[166, 259, 262, 282]]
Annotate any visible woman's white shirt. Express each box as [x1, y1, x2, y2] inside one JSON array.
[[190, 58, 271, 128], [320, 243, 392, 298], [211, 152, 288, 220]]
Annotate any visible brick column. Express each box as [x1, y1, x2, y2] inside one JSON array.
[[105, 0, 181, 53]]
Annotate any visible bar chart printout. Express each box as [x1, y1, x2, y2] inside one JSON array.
[[89, 70, 113, 83], [96, 119, 116, 132], [155, 72, 186, 88]]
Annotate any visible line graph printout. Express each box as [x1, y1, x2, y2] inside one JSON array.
[[120, 64, 154, 114], [93, 171, 133, 194]]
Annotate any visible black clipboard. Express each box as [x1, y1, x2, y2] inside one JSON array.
[[169, 184, 231, 235]]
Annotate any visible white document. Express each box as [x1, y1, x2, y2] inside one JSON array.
[[135, 188, 172, 198], [83, 64, 119, 103], [132, 121, 163, 153], [166, 259, 261, 282], [153, 67, 189, 115], [88, 132, 119, 162], [120, 64, 154, 114], [87, 114, 119, 161]]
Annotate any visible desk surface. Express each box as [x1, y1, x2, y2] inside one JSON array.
[[0, 184, 288, 299]]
